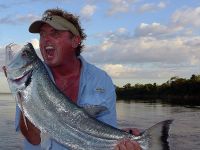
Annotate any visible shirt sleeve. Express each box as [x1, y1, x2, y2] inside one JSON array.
[[96, 74, 117, 128], [79, 68, 118, 128]]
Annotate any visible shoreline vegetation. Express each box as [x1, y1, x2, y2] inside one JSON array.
[[116, 74, 200, 106], [1, 74, 199, 106]]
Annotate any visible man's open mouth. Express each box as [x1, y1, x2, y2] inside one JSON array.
[[45, 45, 55, 58]]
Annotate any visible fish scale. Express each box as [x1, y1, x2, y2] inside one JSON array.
[[5, 43, 173, 150], [23, 66, 119, 149]]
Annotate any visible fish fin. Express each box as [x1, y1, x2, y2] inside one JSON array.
[[2, 66, 7, 78], [81, 105, 108, 117], [17, 92, 28, 131], [139, 119, 173, 150], [40, 132, 52, 150]]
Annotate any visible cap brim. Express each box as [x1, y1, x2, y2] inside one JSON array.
[[29, 15, 80, 36], [29, 20, 46, 33], [29, 19, 70, 33]]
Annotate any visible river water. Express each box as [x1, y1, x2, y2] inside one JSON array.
[[0, 93, 200, 150]]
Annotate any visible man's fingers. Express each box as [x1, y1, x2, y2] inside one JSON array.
[[114, 146, 120, 150], [115, 140, 142, 150], [128, 141, 142, 150], [118, 143, 127, 150], [125, 140, 135, 149]]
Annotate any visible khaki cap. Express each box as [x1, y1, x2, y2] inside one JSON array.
[[29, 13, 80, 36]]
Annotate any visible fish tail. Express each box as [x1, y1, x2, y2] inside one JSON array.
[[137, 119, 173, 150]]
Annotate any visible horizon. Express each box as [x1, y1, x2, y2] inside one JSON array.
[[0, 1, 200, 91], [0, 72, 199, 93]]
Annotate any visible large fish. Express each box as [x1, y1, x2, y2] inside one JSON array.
[[4, 43, 173, 150]]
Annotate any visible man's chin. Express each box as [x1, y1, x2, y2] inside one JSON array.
[[44, 60, 58, 67]]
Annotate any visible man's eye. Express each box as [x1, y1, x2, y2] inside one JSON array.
[[53, 31, 60, 36]]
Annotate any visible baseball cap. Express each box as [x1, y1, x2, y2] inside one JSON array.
[[29, 12, 80, 36]]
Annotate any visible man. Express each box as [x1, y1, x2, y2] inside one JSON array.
[[15, 8, 141, 150]]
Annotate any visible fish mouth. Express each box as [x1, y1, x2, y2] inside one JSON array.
[[12, 70, 32, 81], [5, 60, 34, 80], [10, 69, 33, 87]]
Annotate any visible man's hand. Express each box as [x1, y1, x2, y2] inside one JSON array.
[[20, 112, 41, 145], [115, 139, 142, 150], [114, 128, 142, 150]]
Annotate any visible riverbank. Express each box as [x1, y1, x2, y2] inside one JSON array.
[[116, 74, 200, 106]]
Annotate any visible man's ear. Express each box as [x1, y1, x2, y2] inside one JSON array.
[[72, 36, 81, 48]]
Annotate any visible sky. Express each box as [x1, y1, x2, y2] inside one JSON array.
[[0, 0, 200, 92]]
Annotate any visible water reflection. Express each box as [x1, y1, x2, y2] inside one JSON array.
[[0, 94, 22, 150], [116, 100, 200, 150], [0, 95, 199, 150]]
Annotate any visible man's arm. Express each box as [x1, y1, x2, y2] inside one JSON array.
[[19, 112, 41, 145]]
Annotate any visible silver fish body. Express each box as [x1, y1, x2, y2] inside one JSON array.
[[5, 43, 173, 150]]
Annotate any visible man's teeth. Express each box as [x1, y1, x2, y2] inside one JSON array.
[[45, 46, 54, 50], [45, 46, 54, 57]]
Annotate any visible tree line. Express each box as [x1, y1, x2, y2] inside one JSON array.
[[116, 74, 200, 105]]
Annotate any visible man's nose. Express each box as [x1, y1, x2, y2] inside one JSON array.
[[43, 34, 52, 42]]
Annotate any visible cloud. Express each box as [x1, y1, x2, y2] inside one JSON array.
[[86, 0, 166, 15], [98, 62, 198, 82], [138, 2, 166, 13], [84, 33, 200, 65], [80, 4, 97, 20], [31, 38, 39, 49], [102, 64, 140, 78], [0, 4, 9, 10], [81, 14, 200, 82], [107, 0, 136, 15], [172, 6, 200, 28], [30, 0, 70, 2], [0, 15, 16, 24], [0, 14, 39, 25], [134, 22, 182, 37], [16, 14, 40, 23], [0, 1, 28, 11], [30, 39, 43, 59], [135, 6, 200, 38], [117, 27, 127, 34]]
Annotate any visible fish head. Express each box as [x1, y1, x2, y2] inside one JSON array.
[[4, 43, 39, 91]]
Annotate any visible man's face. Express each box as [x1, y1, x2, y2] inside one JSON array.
[[39, 23, 75, 67]]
